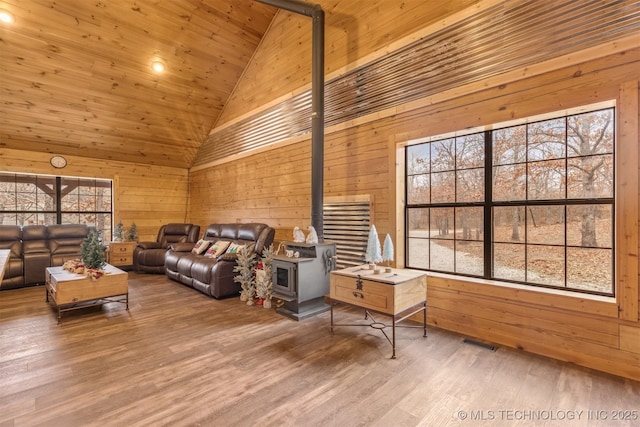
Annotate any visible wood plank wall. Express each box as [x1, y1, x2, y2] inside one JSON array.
[[192, 0, 640, 379], [0, 148, 189, 243]]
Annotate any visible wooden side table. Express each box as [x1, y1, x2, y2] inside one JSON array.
[[327, 265, 427, 358], [107, 241, 137, 269]]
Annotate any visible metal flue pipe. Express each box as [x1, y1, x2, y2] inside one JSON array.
[[256, 0, 325, 241]]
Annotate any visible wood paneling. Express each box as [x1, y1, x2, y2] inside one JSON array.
[[617, 80, 640, 322], [1, 148, 188, 242], [191, 1, 640, 379], [0, 0, 277, 168], [217, 0, 482, 126]]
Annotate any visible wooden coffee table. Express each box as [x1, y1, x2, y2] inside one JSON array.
[[45, 264, 128, 323]]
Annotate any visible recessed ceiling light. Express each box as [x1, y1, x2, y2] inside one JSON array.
[[151, 60, 165, 73], [0, 9, 15, 24]]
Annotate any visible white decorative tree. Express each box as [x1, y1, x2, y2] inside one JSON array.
[[382, 233, 394, 267], [365, 225, 382, 265]]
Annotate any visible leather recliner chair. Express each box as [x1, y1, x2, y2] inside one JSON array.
[[0, 225, 24, 289], [133, 223, 200, 274], [48, 224, 95, 267], [23, 225, 49, 285]]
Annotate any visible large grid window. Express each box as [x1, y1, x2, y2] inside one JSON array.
[[0, 173, 113, 240], [406, 106, 615, 296]]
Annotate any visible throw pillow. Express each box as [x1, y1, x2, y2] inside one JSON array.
[[191, 239, 211, 255], [226, 242, 246, 254], [204, 240, 231, 258]]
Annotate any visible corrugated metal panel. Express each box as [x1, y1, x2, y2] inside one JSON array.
[[195, 0, 640, 166], [323, 201, 371, 268]]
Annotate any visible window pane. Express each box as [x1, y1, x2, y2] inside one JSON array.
[[408, 238, 429, 269], [431, 171, 455, 203], [567, 154, 613, 198], [493, 164, 526, 201], [407, 144, 430, 174], [567, 109, 614, 157], [493, 206, 525, 243], [0, 213, 17, 225], [493, 243, 525, 281], [430, 239, 454, 272], [431, 138, 456, 172], [79, 181, 97, 211], [61, 179, 80, 211], [16, 176, 36, 211], [408, 208, 429, 231], [494, 125, 526, 166], [62, 213, 80, 224], [566, 205, 612, 248], [527, 245, 564, 287], [407, 174, 429, 204], [456, 133, 484, 169], [567, 247, 612, 294], [455, 241, 483, 275], [35, 176, 55, 211], [527, 159, 565, 200], [528, 117, 566, 161], [527, 205, 564, 245], [456, 207, 483, 241], [456, 168, 484, 203], [0, 188, 17, 211], [97, 185, 112, 211], [407, 208, 430, 269], [430, 208, 454, 240]]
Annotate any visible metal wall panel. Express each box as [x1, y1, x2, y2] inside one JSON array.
[[323, 200, 371, 268]]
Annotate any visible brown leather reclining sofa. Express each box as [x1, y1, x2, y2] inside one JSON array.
[[0, 224, 95, 290], [164, 223, 275, 299]]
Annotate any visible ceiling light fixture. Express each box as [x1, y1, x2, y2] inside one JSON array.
[[151, 60, 165, 73], [0, 9, 15, 24]]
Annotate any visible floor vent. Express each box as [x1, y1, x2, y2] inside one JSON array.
[[463, 338, 498, 352]]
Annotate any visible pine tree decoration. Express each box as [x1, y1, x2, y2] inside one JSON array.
[[255, 244, 275, 308], [81, 231, 106, 270], [365, 224, 383, 265], [113, 221, 125, 242], [382, 233, 394, 266], [233, 245, 256, 305], [126, 222, 138, 242]]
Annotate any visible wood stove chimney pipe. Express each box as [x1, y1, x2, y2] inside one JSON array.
[[256, 0, 325, 241]]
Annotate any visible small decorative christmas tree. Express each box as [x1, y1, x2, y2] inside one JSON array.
[[234, 245, 256, 305], [365, 224, 383, 265], [255, 244, 275, 308], [81, 230, 106, 270], [126, 222, 138, 242], [113, 221, 125, 242], [382, 233, 394, 267]]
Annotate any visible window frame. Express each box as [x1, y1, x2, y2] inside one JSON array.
[[0, 172, 113, 240], [405, 104, 616, 297]]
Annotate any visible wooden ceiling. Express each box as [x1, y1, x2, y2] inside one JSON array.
[[0, 0, 277, 168]]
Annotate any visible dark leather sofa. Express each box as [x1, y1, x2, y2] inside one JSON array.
[[165, 223, 275, 298], [0, 224, 95, 290], [133, 223, 200, 274]]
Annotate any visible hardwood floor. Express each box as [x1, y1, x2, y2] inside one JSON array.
[[1, 273, 639, 427]]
